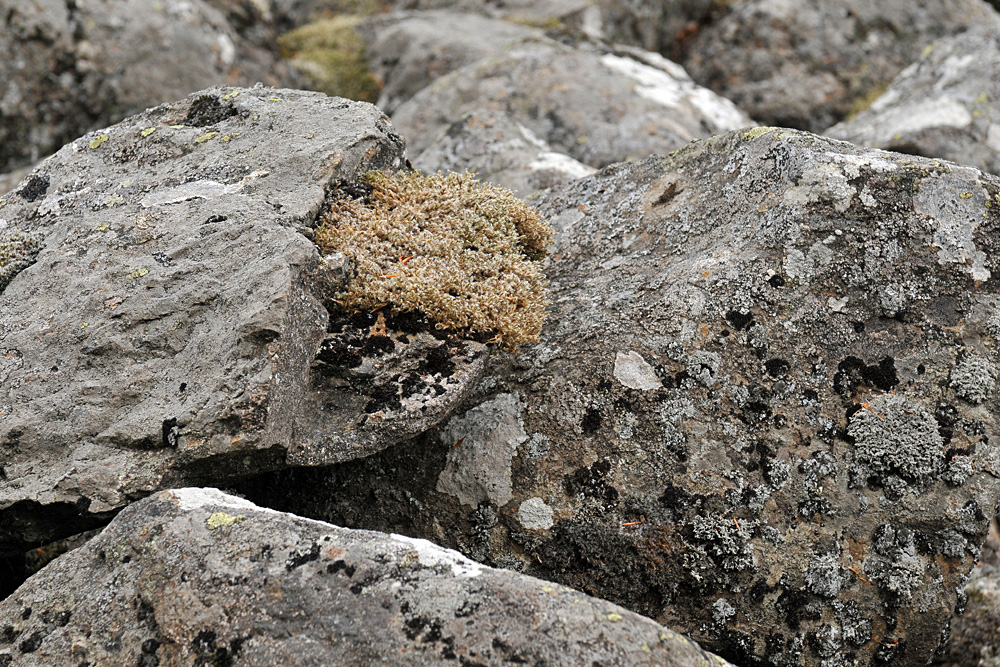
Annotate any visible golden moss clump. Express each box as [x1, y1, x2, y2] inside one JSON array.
[[315, 171, 553, 350], [278, 16, 381, 103]]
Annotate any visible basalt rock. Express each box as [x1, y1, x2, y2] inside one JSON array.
[[0, 86, 491, 554], [0, 487, 735, 666], [240, 128, 1000, 666]]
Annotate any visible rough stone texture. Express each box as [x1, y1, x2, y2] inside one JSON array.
[[0, 0, 300, 175], [392, 40, 753, 168], [933, 564, 1000, 667], [412, 109, 596, 196], [681, 0, 1000, 133], [359, 11, 543, 114], [240, 128, 1000, 666], [0, 86, 496, 553], [827, 28, 1000, 179], [0, 488, 735, 666]]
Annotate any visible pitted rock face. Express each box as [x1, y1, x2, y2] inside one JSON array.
[[240, 128, 1000, 667], [0, 86, 491, 552]]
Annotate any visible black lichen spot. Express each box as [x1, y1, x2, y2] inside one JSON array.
[[361, 335, 394, 356], [315, 333, 364, 370], [776, 588, 815, 630], [765, 359, 790, 378], [191, 629, 237, 667], [417, 343, 455, 376], [327, 560, 356, 577], [726, 310, 754, 331], [935, 403, 958, 444], [162, 418, 179, 448], [185, 95, 239, 127], [565, 460, 619, 508], [853, 321, 865, 333], [21, 608, 31, 620], [658, 483, 693, 511], [19, 630, 44, 653], [284, 542, 321, 571], [833, 356, 898, 396], [18, 174, 49, 202], [204, 214, 228, 224], [768, 274, 786, 288], [917, 364, 926, 375], [581, 408, 602, 434], [364, 381, 402, 413], [0, 625, 17, 643], [330, 178, 375, 203]]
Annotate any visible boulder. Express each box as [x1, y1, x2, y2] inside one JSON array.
[[0, 86, 494, 554], [239, 128, 1000, 666], [681, 0, 1000, 133], [392, 40, 753, 168], [0, 0, 299, 174], [412, 108, 596, 196], [0, 487, 735, 666], [827, 27, 1000, 178], [932, 564, 1000, 666]]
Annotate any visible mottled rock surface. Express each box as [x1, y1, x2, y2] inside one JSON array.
[[0, 488, 735, 666], [413, 109, 595, 196], [933, 563, 1000, 666], [0, 86, 494, 553], [682, 0, 1000, 133], [0, 0, 299, 174], [827, 27, 1000, 178], [241, 128, 1000, 666], [392, 40, 753, 168]]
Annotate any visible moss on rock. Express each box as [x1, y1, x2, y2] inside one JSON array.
[[278, 16, 381, 103], [315, 171, 552, 350]]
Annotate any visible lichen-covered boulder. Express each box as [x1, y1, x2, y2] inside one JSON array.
[[932, 564, 1000, 666], [392, 40, 753, 168], [0, 86, 495, 554], [681, 0, 1000, 133], [827, 27, 1000, 178], [0, 488, 735, 667], [0, 0, 299, 174], [239, 128, 1000, 666], [412, 108, 596, 196]]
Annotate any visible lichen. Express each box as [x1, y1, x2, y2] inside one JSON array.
[[206, 512, 243, 530], [949, 353, 996, 404], [314, 171, 552, 350], [846, 393, 943, 479], [0, 229, 42, 292], [277, 16, 381, 103], [804, 553, 845, 598]]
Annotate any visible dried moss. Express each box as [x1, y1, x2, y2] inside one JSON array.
[[315, 171, 553, 350], [278, 16, 381, 103]]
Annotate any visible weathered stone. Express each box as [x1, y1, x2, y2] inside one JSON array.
[[0, 488, 735, 666], [827, 27, 1000, 178], [412, 109, 595, 196], [932, 564, 1000, 666], [682, 0, 1000, 133], [239, 128, 1000, 666], [0, 86, 496, 553], [0, 0, 299, 174], [392, 40, 753, 168]]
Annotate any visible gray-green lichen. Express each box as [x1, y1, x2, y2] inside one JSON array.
[[804, 553, 846, 598], [949, 353, 996, 404], [0, 229, 42, 292], [846, 393, 944, 479]]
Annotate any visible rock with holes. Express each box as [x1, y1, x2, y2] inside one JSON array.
[[237, 128, 1000, 666], [681, 0, 1000, 133], [0, 0, 300, 175], [0, 86, 498, 556], [391, 39, 753, 169], [827, 27, 1000, 178], [0, 488, 736, 666]]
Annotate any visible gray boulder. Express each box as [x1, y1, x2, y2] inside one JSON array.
[[0, 0, 298, 174], [0, 487, 735, 667], [392, 40, 753, 168], [933, 564, 1000, 666], [827, 27, 1000, 178], [413, 108, 596, 196], [239, 128, 1000, 666], [681, 0, 1000, 133], [0, 86, 492, 553]]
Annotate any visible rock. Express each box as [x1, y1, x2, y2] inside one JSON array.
[[0, 487, 736, 666], [392, 40, 753, 168], [238, 128, 1000, 666], [0, 0, 299, 174], [827, 28, 1000, 178], [412, 108, 596, 196], [681, 0, 1000, 133], [932, 564, 1000, 666], [0, 85, 496, 554]]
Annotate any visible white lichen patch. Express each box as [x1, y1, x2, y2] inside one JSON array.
[[782, 163, 856, 213], [390, 533, 485, 578], [847, 394, 944, 479], [518, 497, 554, 530], [614, 351, 662, 391], [436, 393, 527, 507], [528, 152, 597, 179], [916, 178, 991, 282], [804, 553, 845, 598], [950, 353, 996, 404]]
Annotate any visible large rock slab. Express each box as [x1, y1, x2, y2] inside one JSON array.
[[240, 128, 1000, 666], [392, 40, 753, 168], [0, 0, 299, 174], [827, 27, 1000, 178], [681, 0, 1000, 133], [0, 86, 493, 552], [0, 487, 735, 666]]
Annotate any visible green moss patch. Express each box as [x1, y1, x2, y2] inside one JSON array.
[[278, 16, 381, 103], [315, 171, 553, 350]]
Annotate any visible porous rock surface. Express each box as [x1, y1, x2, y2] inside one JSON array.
[[0, 86, 492, 552], [681, 0, 1000, 133], [0, 487, 735, 667], [0, 0, 299, 174], [412, 108, 596, 196], [241, 128, 1000, 666], [827, 27, 1000, 179], [391, 40, 753, 168]]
